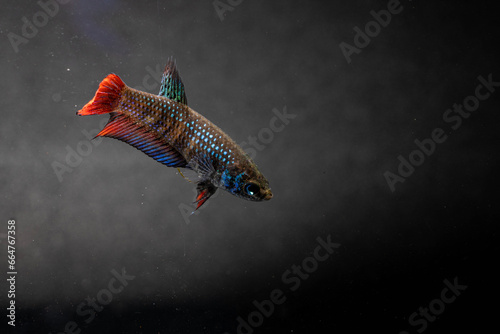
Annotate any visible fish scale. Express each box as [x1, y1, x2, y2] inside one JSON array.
[[77, 59, 272, 210], [120, 88, 239, 168]]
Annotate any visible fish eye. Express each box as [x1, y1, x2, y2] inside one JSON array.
[[245, 183, 260, 196]]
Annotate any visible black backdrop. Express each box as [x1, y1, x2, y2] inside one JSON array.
[[1, 1, 499, 333]]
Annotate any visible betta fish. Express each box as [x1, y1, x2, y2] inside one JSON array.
[[77, 60, 272, 210]]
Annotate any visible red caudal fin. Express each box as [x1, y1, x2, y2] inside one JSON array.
[[77, 74, 125, 116]]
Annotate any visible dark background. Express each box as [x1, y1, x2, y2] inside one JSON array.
[[1, 0, 499, 333]]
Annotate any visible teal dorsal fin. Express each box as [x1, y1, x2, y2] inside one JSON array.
[[158, 59, 188, 105]]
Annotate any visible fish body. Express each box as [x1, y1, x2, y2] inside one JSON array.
[[77, 60, 272, 209]]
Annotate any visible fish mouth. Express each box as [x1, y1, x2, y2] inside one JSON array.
[[263, 190, 273, 200]]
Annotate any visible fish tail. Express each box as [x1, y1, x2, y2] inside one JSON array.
[[77, 74, 125, 116]]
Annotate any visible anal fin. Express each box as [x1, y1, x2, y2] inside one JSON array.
[[97, 113, 187, 168]]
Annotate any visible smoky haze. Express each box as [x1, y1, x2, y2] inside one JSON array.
[[1, 0, 498, 333]]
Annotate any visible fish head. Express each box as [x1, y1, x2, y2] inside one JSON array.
[[220, 162, 272, 201]]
